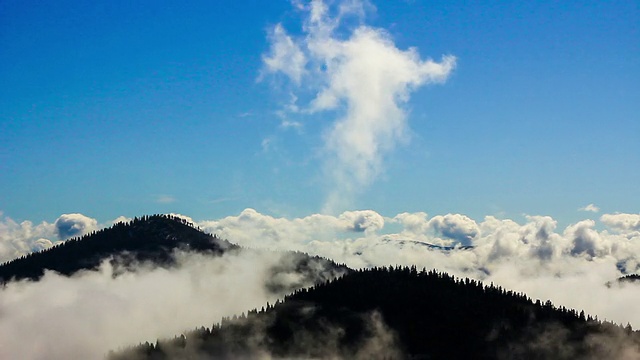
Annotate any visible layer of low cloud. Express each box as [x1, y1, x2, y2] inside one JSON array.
[[3, 208, 640, 358], [199, 208, 640, 329], [0, 250, 337, 360], [262, 0, 456, 212]]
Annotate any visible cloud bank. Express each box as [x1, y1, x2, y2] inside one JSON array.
[[199, 208, 640, 329], [3, 208, 640, 358], [0, 249, 339, 360], [262, 0, 456, 212], [0, 213, 102, 264]]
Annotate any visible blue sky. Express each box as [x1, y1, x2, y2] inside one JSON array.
[[1, 0, 638, 226]]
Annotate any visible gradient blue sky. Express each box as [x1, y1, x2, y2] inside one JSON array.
[[1, 0, 638, 226]]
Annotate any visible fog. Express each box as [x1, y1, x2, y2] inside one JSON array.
[[0, 249, 340, 360]]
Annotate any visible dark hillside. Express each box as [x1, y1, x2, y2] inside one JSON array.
[[113, 266, 640, 360], [0, 215, 236, 283]]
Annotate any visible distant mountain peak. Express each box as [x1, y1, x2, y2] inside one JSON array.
[[0, 214, 236, 283]]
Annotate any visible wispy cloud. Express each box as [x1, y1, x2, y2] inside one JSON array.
[[154, 195, 177, 204], [262, 0, 456, 213], [279, 119, 303, 130], [579, 203, 600, 213], [261, 24, 307, 85], [261, 137, 273, 152], [208, 197, 238, 204]]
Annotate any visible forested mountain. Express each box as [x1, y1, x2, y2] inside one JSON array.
[[0, 215, 235, 283], [0, 215, 347, 288], [5, 216, 638, 359], [112, 266, 640, 360]]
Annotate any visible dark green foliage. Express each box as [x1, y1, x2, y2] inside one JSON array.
[[112, 266, 640, 359], [0, 214, 237, 283]]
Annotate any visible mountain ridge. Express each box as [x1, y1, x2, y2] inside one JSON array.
[[112, 266, 640, 360], [0, 214, 238, 283]]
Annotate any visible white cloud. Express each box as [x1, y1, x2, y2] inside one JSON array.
[[199, 208, 362, 250], [427, 213, 478, 245], [0, 250, 335, 360], [280, 119, 303, 129], [601, 213, 640, 233], [579, 203, 600, 213], [196, 208, 640, 328], [262, 0, 456, 213], [6, 208, 640, 356], [54, 213, 98, 239], [565, 219, 608, 258], [261, 24, 307, 85], [392, 212, 429, 234], [339, 210, 384, 233], [0, 215, 56, 264], [110, 216, 131, 225], [0, 213, 114, 263]]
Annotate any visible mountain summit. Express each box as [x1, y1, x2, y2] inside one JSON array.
[[0, 215, 235, 283]]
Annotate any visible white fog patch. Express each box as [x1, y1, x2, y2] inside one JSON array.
[[0, 250, 334, 360], [262, 0, 456, 213]]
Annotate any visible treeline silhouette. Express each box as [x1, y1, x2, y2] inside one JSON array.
[[111, 266, 640, 359], [618, 274, 640, 283], [0, 215, 236, 283]]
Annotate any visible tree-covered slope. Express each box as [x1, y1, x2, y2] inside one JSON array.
[[114, 266, 640, 360], [0, 215, 234, 283]]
